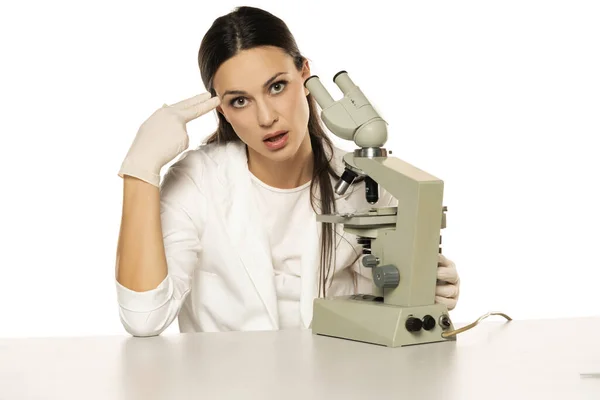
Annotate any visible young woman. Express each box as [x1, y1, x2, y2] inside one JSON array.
[[115, 6, 460, 336]]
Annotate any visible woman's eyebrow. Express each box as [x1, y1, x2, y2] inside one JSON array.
[[222, 72, 288, 98]]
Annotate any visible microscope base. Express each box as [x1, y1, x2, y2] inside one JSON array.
[[311, 295, 456, 347]]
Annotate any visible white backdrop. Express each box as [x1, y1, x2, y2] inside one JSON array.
[[0, 0, 598, 338]]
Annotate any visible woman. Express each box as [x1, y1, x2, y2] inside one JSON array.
[[115, 6, 460, 337]]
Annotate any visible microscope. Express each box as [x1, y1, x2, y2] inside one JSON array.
[[305, 71, 456, 347]]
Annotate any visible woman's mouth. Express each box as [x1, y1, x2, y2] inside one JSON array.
[[263, 131, 289, 150]]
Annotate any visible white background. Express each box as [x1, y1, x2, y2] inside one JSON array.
[[0, 0, 598, 338]]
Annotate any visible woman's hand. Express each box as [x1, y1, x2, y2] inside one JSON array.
[[118, 92, 220, 187], [435, 254, 460, 310]]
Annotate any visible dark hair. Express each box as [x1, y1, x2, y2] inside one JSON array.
[[197, 6, 359, 297]]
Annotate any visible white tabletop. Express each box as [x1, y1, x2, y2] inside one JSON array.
[[1, 317, 599, 400]]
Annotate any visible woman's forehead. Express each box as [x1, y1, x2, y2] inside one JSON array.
[[213, 46, 295, 93]]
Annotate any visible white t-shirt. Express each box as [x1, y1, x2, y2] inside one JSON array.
[[249, 173, 313, 330]]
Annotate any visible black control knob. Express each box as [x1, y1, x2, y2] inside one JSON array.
[[405, 317, 423, 332], [422, 315, 436, 331]]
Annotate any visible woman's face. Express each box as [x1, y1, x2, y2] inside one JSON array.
[[212, 46, 311, 162]]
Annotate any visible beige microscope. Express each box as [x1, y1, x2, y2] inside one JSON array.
[[305, 71, 456, 347]]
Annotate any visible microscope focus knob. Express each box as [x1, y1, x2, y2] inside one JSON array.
[[362, 254, 379, 268], [405, 317, 423, 332], [422, 315, 436, 331], [372, 265, 400, 288]]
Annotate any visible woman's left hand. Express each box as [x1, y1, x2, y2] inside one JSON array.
[[435, 254, 460, 310]]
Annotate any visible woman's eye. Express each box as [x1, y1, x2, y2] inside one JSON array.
[[231, 97, 246, 108], [271, 81, 287, 94]]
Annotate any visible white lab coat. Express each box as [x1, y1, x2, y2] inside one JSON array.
[[116, 140, 395, 336]]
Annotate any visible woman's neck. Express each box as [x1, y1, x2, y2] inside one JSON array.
[[247, 132, 314, 189]]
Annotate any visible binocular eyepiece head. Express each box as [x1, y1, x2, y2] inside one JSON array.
[[305, 71, 384, 204], [304, 70, 388, 149], [304, 71, 355, 110]]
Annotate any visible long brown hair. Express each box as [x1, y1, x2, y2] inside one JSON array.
[[197, 6, 351, 297]]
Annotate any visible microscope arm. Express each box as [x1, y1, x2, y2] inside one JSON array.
[[343, 152, 445, 307]]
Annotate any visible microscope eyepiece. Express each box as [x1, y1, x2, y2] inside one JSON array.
[[304, 75, 319, 87], [304, 75, 334, 109], [332, 71, 355, 95], [333, 70, 347, 81]]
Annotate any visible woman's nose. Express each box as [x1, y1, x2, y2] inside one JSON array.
[[257, 101, 278, 127]]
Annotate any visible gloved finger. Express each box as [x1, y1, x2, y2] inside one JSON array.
[[438, 253, 448, 265], [437, 266, 459, 284], [435, 282, 459, 299], [435, 295, 457, 311], [437, 253, 455, 267], [179, 96, 221, 123], [170, 92, 213, 109]]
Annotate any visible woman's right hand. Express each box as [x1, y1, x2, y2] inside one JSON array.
[[118, 92, 221, 187]]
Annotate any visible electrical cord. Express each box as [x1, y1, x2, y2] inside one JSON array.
[[441, 311, 513, 338]]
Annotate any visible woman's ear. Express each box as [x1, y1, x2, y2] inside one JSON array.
[[301, 59, 311, 96]]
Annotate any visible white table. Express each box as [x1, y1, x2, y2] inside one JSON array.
[[1, 317, 599, 399]]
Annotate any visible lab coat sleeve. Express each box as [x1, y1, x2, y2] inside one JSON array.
[[116, 153, 206, 337]]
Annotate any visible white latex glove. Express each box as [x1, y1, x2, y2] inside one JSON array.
[[435, 254, 460, 310], [118, 92, 221, 187]]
